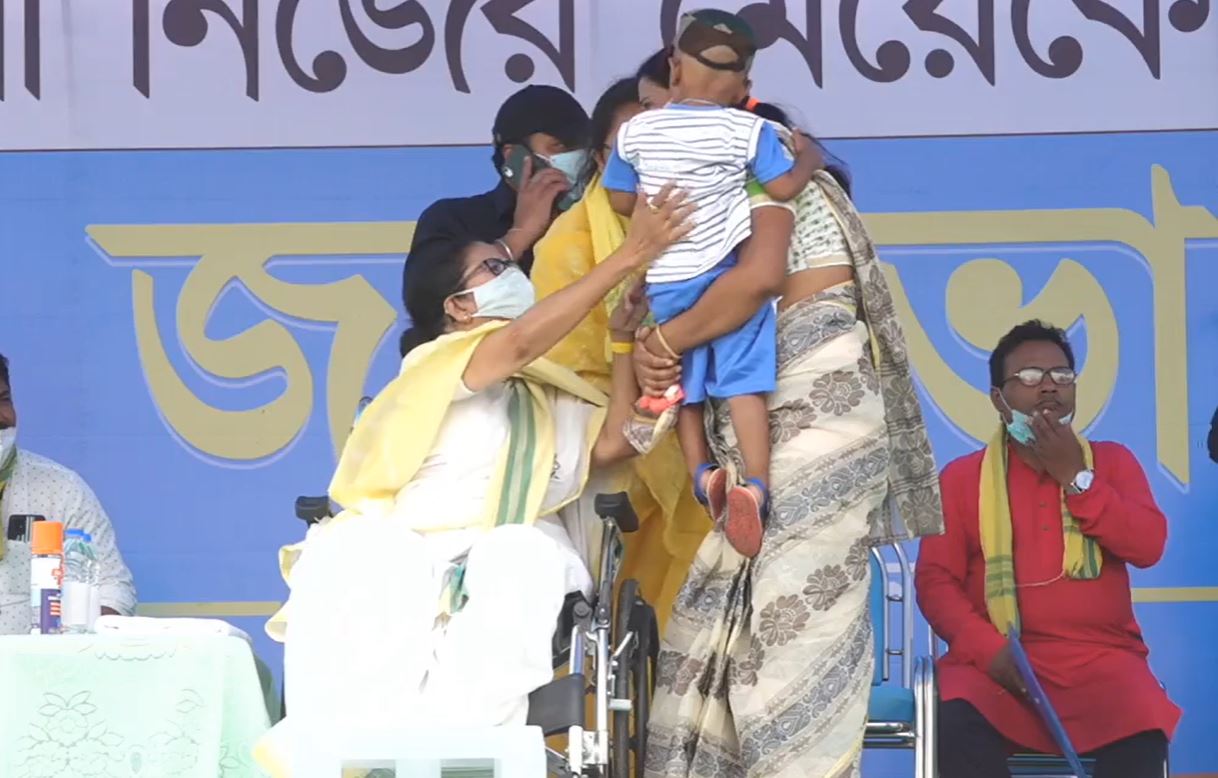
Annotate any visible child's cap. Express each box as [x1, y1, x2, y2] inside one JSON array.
[[676, 9, 758, 73]]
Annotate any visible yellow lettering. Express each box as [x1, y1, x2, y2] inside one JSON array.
[[89, 222, 411, 462]]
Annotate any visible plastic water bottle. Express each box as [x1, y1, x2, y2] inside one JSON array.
[[30, 521, 64, 634], [83, 532, 101, 631], [62, 529, 95, 633]]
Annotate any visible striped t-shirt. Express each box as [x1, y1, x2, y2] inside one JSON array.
[[603, 104, 793, 284]]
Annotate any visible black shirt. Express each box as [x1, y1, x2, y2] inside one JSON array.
[[404, 180, 531, 308]]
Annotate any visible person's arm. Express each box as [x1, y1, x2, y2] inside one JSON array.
[[1064, 443, 1168, 569], [608, 190, 639, 217], [1028, 414, 1168, 568], [602, 139, 641, 217], [591, 352, 641, 467], [64, 475, 137, 616], [754, 124, 819, 203], [914, 460, 1007, 674], [464, 186, 691, 392], [590, 285, 648, 467]]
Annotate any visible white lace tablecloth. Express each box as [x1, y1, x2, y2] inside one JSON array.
[[0, 635, 273, 777]]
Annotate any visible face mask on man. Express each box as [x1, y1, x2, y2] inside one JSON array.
[[0, 426, 16, 465], [463, 265, 536, 321], [999, 393, 1073, 445], [541, 149, 590, 211]]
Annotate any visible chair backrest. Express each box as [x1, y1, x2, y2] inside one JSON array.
[[869, 543, 915, 689], [868, 550, 886, 686]]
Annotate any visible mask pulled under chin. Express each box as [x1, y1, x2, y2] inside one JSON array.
[[1001, 394, 1073, 445]]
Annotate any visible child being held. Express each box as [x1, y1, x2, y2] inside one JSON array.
[[602, 9, 818, 558]]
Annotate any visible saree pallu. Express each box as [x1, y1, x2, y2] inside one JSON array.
[[645, 284, 888, 778]]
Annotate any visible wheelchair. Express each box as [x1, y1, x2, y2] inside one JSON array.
[[292, 490, 658, 778]]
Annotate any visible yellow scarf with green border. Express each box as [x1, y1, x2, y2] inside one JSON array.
[[979, 424, 1101, 636], [266, 321, 607, 640]]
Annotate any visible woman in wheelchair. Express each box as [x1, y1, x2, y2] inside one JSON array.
[[257, 185, 691, 771]]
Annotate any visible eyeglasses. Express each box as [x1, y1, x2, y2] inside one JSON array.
[[458, 256, 512, 288], [1003, 367, 1077, 387]]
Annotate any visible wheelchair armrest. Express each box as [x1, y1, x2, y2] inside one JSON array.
[[295, 495, 333, 525], [594, 492, 639, 534], [551, 591, 592, 669], [527, 674, 586, 736]]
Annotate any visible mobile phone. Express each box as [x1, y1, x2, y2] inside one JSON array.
[[6, 514, 45, 542], [500, 145, 551, 191]]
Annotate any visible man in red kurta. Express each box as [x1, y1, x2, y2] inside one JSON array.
[[916, 320, 1180, 778]]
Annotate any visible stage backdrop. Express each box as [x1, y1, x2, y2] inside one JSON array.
[[2, 1, 1216, 774]]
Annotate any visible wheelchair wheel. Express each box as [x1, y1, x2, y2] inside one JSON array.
[[631, 598, 658, 768], [611, 579, 656, 778]]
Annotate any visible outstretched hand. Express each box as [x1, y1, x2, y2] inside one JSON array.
[[622, 183, 695, 269]]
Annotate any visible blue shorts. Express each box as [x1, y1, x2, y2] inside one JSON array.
[[646, 253, 776, 404]]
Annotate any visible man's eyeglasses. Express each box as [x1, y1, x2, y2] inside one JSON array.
[[458, 256, 512, 288], [1003, 367, 1076, 387]]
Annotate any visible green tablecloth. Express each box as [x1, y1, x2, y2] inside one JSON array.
[[0, 635, 273, 778]]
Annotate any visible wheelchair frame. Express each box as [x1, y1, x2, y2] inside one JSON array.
[[524, 492, 658, 778]]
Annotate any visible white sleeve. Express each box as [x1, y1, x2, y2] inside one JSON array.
[[63, 475, 137, 615]]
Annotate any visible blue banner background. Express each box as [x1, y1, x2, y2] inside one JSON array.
[[2, 130, 1216, 773]]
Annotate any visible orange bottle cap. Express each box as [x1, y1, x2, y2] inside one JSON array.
[[31, 521, 63, 555]]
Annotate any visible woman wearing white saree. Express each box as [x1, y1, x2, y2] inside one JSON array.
[[257, 185, 692, 772]]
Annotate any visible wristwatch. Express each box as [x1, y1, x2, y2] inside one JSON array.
[[1066, 469, 1095, 495]]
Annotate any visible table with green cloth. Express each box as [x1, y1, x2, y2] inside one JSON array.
[[0, 634, 275, 778]]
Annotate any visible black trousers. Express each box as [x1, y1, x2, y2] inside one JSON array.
[[938, 699, 1168, 778]]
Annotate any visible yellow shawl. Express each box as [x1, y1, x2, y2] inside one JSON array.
[[532, 176, 711, 631], [979, 425, 1100, 635], [266, 322, 607, 641], [329, 321, 606, 525]]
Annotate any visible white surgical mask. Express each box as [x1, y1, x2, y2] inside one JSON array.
[[542, 149, 590, 211], [0, 427, 16, 465], [465, 266, 535, 320], [999, 394, 1073, 445]]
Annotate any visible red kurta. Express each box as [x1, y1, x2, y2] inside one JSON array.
[[916, 441, 1181, 754]]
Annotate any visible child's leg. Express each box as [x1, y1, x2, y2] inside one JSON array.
[[676, 404, 710, 479], [706, 274, 777, 559], [722, 393, 771, 559], [678, 404, 728, 521], [727, 393, 770, 493]]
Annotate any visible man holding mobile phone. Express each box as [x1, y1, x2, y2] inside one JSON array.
[[0, 353, 137, 634], [402, 85, 591, 354]]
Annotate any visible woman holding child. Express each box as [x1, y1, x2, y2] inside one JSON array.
[[630, 22, 944, 777], [533, 11, 944, 776]]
